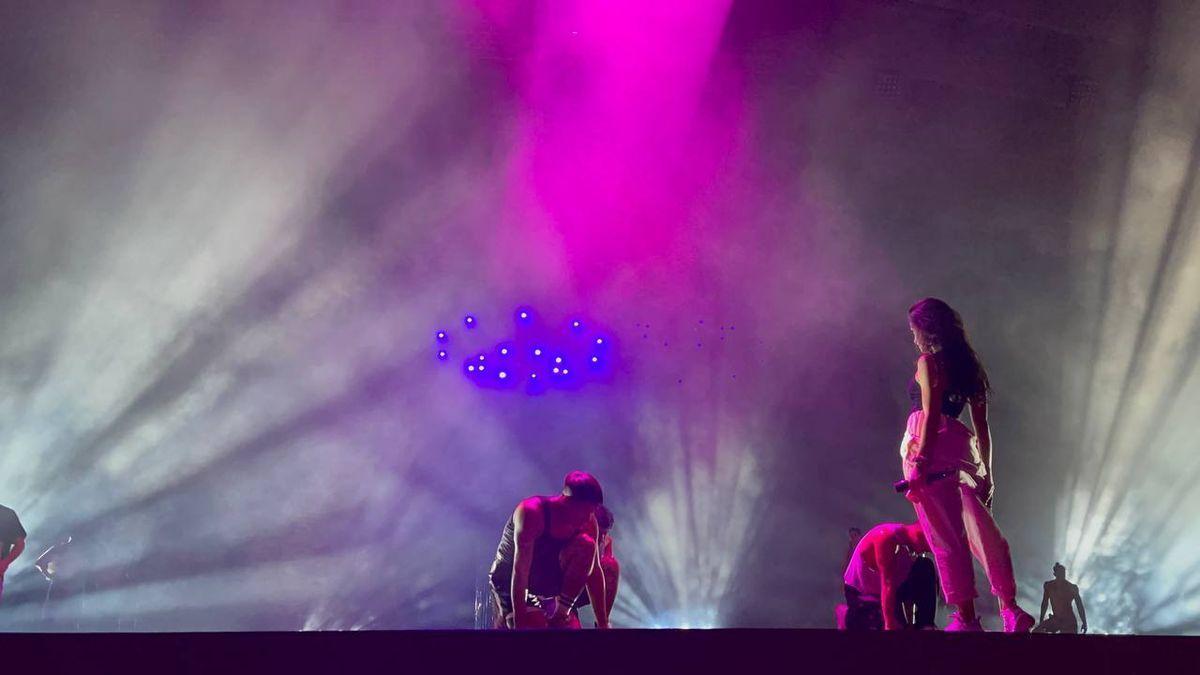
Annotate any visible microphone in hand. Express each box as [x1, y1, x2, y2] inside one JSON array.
[[894, 469, 956, 493]]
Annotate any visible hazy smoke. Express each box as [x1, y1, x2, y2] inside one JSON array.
[[0, 1, 1196, 633]]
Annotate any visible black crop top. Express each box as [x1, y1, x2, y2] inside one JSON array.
[[907, 377, 967, 418]]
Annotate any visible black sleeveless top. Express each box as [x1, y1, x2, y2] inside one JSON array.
[[489, 497, 589, 605], [908, 357, 967, 418]]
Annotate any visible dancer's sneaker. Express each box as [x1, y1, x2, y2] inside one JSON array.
[[1001, 607, 1035, 633], [945, 612, 984, 632]]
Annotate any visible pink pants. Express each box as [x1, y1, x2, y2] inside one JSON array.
[[901, 412, 1017, 606], [912, 478, 1017, 605]]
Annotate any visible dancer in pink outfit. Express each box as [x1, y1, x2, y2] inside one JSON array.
[[900, 298, 1035, 633]]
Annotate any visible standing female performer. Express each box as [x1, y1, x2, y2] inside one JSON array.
[[901, 298, 1035, 632]]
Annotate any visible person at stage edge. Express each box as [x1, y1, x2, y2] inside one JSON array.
[[900, 297, 1035, 632], [843, 522, 937, 630], [1035, 562, 1088, 634], [488, 471, 609, 629]]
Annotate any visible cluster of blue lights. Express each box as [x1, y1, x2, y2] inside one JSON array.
[[433, 307, 615, 394]]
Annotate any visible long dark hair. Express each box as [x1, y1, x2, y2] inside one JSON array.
[[908, 298, 991, 401]]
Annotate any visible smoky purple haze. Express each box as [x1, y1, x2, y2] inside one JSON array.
[[3, 0, 1193, 634]]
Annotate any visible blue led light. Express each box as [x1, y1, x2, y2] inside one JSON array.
[[450, 308, 617, 394]]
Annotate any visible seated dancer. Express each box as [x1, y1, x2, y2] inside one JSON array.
[[843, 522, 933, 630], [901, 298, 1035, 632], [595, 505, 620, 619], [1035, 563, 1087, 634], [488, 472, 609, 629], [0, 504, 26, 605]]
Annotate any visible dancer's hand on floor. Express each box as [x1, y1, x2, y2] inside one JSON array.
[[513, 607, 548, 629]]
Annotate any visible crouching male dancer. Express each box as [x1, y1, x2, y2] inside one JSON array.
[[844, 522, 935, 630], [596, 506, 620, 619], [488, 472, 609, 629]]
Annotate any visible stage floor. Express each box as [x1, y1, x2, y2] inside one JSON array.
[[1, 628, 1194, 674]]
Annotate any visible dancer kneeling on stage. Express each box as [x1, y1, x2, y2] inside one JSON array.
[[901, 298, 1035, 632], [843, 523, 935, 630], [488, 471, 609, 629]]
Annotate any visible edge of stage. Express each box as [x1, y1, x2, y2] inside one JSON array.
[[1, 629, 1197, 674]]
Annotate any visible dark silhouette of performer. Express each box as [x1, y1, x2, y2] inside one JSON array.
[[901, 298, 1034, 632], [1035, 563, 1088, 634], [0, 504, 26, 605], [842, 527, 864, 572], [843, 522, 934, 630], [835, 527, 866, 628], [35, 535, 78, 626], [595, 505, 620, 620], [488, 472, 608, 629]]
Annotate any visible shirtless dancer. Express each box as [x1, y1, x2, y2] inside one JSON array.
[[1035, 563, 1087, 634], [488, 472, 609, 628], [596, 505, 620, 617], [843, 522, 933, 630]]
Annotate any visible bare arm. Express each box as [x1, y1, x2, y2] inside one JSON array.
[[1074, 587, 1087, 632], [583, 516, 609, 628], [913, 355, 942, 467], [1040, 583, 1050, 623], [875, 538, 903, 630], [510, 502, 543, 625], [968, 396, 994, 507]]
